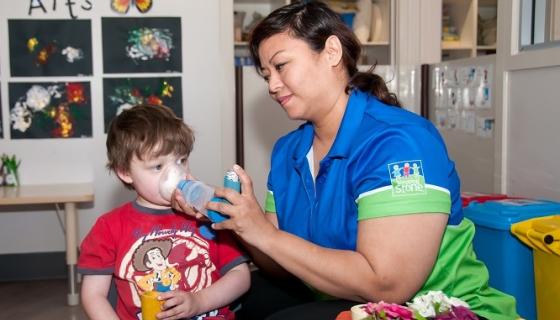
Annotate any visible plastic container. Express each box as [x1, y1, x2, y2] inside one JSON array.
[[460, 191, 509, 207], [338, 13, 356, 28], [463, 198, 560, 320], [158, 165, 241, 223], [512, 216, 560, 320], [174, 170, 241, 223]]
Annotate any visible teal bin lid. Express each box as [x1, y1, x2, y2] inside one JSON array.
[[463, 198, 560, 230]]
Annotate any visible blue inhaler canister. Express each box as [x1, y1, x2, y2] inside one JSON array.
[[207, 170, 241, 223]]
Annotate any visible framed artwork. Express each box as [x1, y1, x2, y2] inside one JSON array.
[[8, 82, 92, 139], [0, 87, 3, 139], [8, 19, 93, 77], [103, 76, 182, 132], [102, 17, 182, 73]]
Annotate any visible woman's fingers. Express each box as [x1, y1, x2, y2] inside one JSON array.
[[233, 164, 254, 196]]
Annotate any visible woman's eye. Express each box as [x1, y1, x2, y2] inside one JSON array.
[[263, 75, 270, 83], [275, 63, 286, 72]]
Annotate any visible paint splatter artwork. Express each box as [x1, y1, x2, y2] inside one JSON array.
[[102, 17, 181, 73], [8, 20, 92, 77], [103, 77, 182, 132], [8, 82, 92, 139], [111, 0, 153, 14]]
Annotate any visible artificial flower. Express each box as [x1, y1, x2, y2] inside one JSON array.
[[356, 291, 478, 320]]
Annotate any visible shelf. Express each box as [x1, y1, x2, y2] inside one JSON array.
[[362, 41, 390, 46], [442, 41, 473, 50], [441, 0, 498, 61], [477, 45, 497, 50], [235, 40, 390, 47]]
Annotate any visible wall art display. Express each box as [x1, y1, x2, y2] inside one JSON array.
[[103, 76, 182, 132], [0, 87, 3, 139], [431, 64, 494, 135], [102, 17, 182, 73], [8, 82, 92, 139], [8, 19, 93, 77], [111, 0, 153, 14]]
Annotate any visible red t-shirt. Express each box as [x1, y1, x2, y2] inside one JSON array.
[[78, 202, 248, 320]]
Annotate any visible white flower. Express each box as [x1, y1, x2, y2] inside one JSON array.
[[10, 102, 32, 132], [407, 290, 470, 317], [48, 85, 63, 99], [61, 46, 84, 63], [25, 85, 50, 111], [116, 103, 134, 116], [449, 296, 470, 308], [408, 294, 437, 317]]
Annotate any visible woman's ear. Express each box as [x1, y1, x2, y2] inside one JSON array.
[[323, 35, 343, 67], [116, 168, 133, 184]]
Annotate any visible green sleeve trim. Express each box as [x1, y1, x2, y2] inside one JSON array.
[[357, 186, 451, 220], [264, 190, 276, 213]]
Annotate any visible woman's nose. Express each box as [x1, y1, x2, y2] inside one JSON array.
[[267, 74, 282, 95]]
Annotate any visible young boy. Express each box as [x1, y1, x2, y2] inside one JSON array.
[[78, 105, 250, 320]]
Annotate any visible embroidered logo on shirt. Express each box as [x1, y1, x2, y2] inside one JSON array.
[[388, 160, 426, 196]]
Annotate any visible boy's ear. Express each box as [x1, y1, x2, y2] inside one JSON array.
[[116, 168, 133, 184], [323, 35, 343, 67]]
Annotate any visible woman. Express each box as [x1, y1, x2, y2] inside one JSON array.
[[175, 2, 518, 319]]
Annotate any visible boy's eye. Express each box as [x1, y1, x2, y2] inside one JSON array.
[[153, 164, 163, 171], [177, 157, 187, 165]]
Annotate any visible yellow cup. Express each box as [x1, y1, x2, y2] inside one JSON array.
[[141, 291, 163, 320]]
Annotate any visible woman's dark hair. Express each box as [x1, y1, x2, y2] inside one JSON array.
[[249, 1, 401, 107]]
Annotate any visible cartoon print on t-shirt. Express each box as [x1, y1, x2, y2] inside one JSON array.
[[132, 239, 181, 292], [120, 229, 218, 311]]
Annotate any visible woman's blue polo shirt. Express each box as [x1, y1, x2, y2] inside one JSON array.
[[264, 89, 463, 250]]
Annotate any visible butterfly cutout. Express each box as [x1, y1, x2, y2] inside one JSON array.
[[111, 0, 153, 14]]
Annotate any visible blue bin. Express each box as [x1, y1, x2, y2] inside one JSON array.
[[464, 198, 560, 320]]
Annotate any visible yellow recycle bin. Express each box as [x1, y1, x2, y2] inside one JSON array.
[[512, 215, 560, 320]]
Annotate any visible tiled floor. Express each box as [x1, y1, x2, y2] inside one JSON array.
[[0, 279, 88, 320]]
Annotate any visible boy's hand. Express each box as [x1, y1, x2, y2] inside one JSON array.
[[157, 290, 200, 320], [171, 189, 208, 221]]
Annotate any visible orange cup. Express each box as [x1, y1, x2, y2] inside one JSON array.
[[141, 291, 163, 320]]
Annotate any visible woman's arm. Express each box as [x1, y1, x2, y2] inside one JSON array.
[[81, 274, 119, 320], [211, 166, 447, 303]]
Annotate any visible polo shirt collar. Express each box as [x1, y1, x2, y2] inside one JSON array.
[[292, 89, 370, 163]]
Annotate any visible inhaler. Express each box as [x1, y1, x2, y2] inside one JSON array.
[[159, 164, 240, 223]]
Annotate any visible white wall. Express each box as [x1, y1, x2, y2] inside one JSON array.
[[495, 0, 560, 199], [0, 1, 235, 254]]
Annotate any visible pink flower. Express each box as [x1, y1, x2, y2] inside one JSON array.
[[435, 306, 478, 320], [363, 301, 414, 320]]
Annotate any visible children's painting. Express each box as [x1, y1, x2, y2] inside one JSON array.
[[111, 0, 153, 14], [102, 17, 182, 73], [8, 20, 92, 77], [0, 87, 3, 139], [103, 77, 182, 132], [8, 82, 92, 139]]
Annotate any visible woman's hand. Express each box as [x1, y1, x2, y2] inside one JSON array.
[[208, 165, 278, 247]]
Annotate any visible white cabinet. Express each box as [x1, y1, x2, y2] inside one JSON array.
[[233, 0, 394, 65], [442, 0, 498, 61]]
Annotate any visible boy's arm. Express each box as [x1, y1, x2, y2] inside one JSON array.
[[81, 274, 119, 320], [157, 262, 251, 319]]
